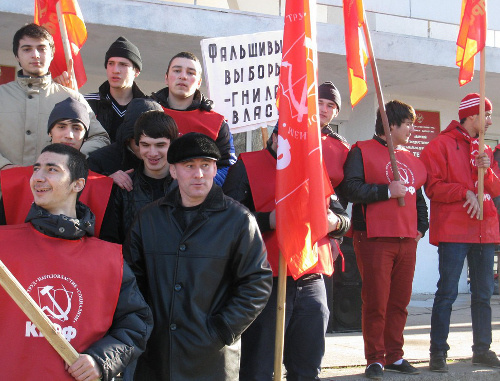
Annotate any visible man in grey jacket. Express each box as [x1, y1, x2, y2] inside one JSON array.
[[0, 23, 109, 172]]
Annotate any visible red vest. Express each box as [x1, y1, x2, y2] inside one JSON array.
[[357, 139, 427, 238], [162, 107, 224, 141], [321, 134, 350, 188], [0, 167, 113, 237], [240, 150, 333, 277], [0, 224, 123, 380]]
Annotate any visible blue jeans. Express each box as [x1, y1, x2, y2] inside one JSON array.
[[239, 275, 329, 381], [430, 243, 495, 354]]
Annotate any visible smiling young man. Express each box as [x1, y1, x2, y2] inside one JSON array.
[[151, 52, 236, 186], [421, 93, 500, 372], [110, 110, 178, 243], [83, 37, 146, 143], [0, 24, 109, 172], [0, 143, 152, 381], [0, 98, 114, 239], [341, 100, 428, 379], [123, 132, 272, 380]]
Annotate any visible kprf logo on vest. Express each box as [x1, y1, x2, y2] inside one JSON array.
[[25, 273, 83, 342], [385, 160, 416, 195]]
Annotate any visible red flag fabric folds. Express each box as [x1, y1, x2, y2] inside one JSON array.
[[34, 0, 87, 88], [276, 0, 332, 279], [343, 0, 368, 107], [456, 0, 487, 86]]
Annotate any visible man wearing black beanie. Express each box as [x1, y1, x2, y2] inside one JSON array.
[[318, 81, 350, 207], [84, 36, 146, 143]]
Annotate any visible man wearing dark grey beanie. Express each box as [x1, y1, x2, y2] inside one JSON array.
[[84, 36, 146, 143]]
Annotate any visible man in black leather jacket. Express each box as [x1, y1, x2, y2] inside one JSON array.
[[0, 143, 153, 381], [123, 133, 272, 381]]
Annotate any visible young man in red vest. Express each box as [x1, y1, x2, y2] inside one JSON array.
[[151, 51, 236, 186], [341, 100, 428, 379], [318, 81, 350, 206], [421, 93, 500, 371], [0, 97, 114, 240], [0, 143, 152, 380], [223, 126, 350, 380]]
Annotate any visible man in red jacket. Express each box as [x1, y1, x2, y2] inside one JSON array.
[[420, 93, 500, 372]]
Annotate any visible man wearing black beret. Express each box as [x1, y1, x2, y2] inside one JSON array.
[[123, 132, 272, 380]]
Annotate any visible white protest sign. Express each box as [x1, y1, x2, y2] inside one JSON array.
[[200, 31, 283, 133]]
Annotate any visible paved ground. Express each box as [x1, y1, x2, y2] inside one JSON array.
[[317, 293, 500, 380]]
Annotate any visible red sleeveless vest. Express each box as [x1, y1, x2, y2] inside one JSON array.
[[321, 134, 350, 188], [357, 139, 427, 238], [241, 150, 333, 277], [0, 224, 123, 380], [0, 166, 113, 237], [162, 108, 224, 141]]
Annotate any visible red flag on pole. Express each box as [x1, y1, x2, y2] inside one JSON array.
[[34, 0, 87, 88], [343, 0, 368, 107], [276, 0, 332, 279], [456, 0, 487, 86]]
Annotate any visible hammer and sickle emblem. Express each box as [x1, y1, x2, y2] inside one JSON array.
[[40, 285, 72, 322]]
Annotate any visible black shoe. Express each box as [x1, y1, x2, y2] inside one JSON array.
[[429, 351, 448, 373], [472, 350, 500, 368], [384, 359, 420, 375], [365, 364, 383, 380]]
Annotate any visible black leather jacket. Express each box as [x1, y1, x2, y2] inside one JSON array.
[[123, 185, 272, 380]]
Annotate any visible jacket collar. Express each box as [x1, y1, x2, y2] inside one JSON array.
[[25, 202, 95, 240], [151, 87, 213, 112], [16, 70, 52, 91], [160, 183, 226, 212]]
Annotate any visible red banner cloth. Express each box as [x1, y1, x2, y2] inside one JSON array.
[[343, 0, 368, 107], [276, 0, 332, 280], [456, 0, 487, 86], [34, 0, 87, 88]]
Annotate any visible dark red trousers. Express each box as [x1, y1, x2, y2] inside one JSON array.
[[353, 231, 417, 366]]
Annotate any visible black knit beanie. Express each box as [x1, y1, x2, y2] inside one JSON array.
[[318, 81, 341, 111], [105, 36, 142, 71], [47, 97, 90, 134]]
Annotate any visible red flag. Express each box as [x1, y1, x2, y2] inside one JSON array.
[[34, 0, 87, 88], [456, 0, 487, 86], [276, 0, 332, 279], [343, 0, 368, 107]]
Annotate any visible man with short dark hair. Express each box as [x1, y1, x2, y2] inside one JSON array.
[[0, 97, 114, 239], [421, 93, 500, 372], [0, 143, 152, 380], [151, 51, 236, 186], [124, 132, 272, 380], [111, 110, 178, 243], [0, 23, 109, 171], [341, 100, 428, 379]]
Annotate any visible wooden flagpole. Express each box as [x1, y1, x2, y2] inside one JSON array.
[[56, 1, 78, 90], [361, 13, 405, 207], [478, 48, 486, 220], [0, 259, 79, 365], [273, 252, 287, 380]]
